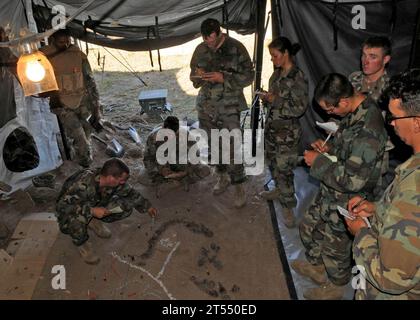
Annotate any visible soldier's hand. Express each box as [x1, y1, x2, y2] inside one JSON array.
[[201, 72, 224, 83], [344, 216, 368, 236], [160, 167, 174, 177], [91, 207, 111, 219], [303, 150, 319, 167], [348, 196, 376, 217], [148, 207, 157, 218], [311, 139, 330, 153]]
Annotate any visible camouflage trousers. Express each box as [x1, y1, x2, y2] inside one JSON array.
[[265, 134, 298, 209], [56, 207, 132, 246], [299, 190, 353, 286], [198, 109, 246, 185], [53, 99, 93, 167]]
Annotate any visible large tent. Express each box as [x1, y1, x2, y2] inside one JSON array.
[[0, 0, 419, 191]]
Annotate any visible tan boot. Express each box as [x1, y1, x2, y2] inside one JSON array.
[[78, 241, 100, 265], [234, 183, 246, 208], [282, 208, 296, 228], [213, 173, 230, 195], [259, 188, 281, 200], [88, 218, 112, 238], [303, 281, 345, 300], [290, 260, 328, 285]]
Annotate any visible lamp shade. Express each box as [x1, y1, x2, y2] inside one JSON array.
[[17, 51, 58, 96]]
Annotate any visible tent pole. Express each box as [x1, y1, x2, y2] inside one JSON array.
[[251, 0, 267, 156], [270, 0, 281, 39], [409, 7, 420, 68]]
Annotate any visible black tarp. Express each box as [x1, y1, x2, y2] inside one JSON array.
[[32, 0, 258, 51], [276, 0, 420, 149]]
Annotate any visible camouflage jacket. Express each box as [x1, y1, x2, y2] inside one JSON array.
[[265, 65, 308, 143], [190, 35, 254, 115], [56, 168, 151, 223], [310, 97, 388, 206], [349, 71, 390, 104], [353, 152, 420, 300]]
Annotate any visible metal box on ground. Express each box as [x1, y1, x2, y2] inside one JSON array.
[[138, 89, 168, 115]]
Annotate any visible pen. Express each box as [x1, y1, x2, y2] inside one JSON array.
[[321, 132, 333, 148]]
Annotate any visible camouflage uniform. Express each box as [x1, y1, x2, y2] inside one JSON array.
[[265, 65, 308, 208], [300, 97, 388, 285], [143, 127, 210, 184], [348, 71, 389, 104], [353, 152, 420, 300], [349, 70, 393, 192], [41, 44, 100, 167], [190, 35, 254, 184], [56, 168, 151, 246]]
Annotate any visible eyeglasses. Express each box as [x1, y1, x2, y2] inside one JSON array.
[[385, 113, 420, 125]]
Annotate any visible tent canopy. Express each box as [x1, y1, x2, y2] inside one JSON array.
[[31, 0, 258, 51]]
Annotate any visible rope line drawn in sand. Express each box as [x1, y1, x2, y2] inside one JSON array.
[[111, 241, 180, 300]]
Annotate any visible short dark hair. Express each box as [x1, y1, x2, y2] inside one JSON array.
[[362, 36, 392, 57], [53, 28, 71, 39], [163, 116, 179, 132], [101, 158, 130, 177], [386, 69, 420, 116], [200, 18, 221, 37], [314, 73, 354, 107], [268, 37, 301, 56]]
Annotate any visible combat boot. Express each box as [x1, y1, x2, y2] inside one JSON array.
[[282, 208, 296, 228], [78, 241, 100, 265], [88, 218, 112, 238], [303, 281, 345, 300], [290, 260, 328, 285], [213, 173, 230, 195], [259, 188, 281, 200], [234, 183, 246, 208]]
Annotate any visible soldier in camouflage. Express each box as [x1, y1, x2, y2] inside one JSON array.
[[346, 69, 420, 300], [348, 36, 391, 105], [293, 73, 388, 299], [41, 29, 101, 168], [143, 116, 210, 185], [349, 37, 394, 193], [56, 158, 157, 264], [258, 37, 308, 228], [190, 18, 254, 208]]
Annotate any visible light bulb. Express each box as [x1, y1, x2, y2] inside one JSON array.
[[25, 59, 46, 82]]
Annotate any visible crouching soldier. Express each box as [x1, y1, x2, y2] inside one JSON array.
[[143, 116, 210, 186], [56, 158, 157, 264]]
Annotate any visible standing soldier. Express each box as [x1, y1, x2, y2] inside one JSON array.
[[258, 37, 308, 228], [295, 73, 388, 299], [190, 18, 254, 208], [41, 28, 101, 167], [346, 69, 420, 300], [56, 158, 157, 265], [349, 36, 391, 104]]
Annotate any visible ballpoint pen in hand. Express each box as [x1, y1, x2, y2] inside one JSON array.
[[352, 196, 366, 210], [321, 132, 333, 148]]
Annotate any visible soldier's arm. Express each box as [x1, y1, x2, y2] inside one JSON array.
[[82, 54, 100, 118], [271, 73, 308, 119], [222, 44, 254, 91], [310, 128, 385, 193], [115, 184, 152, 214], [353, 184, 420, 294], [190, 46, 205, 89]]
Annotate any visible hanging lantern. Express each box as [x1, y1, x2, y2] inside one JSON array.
[[16, 42, 58, 96]]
